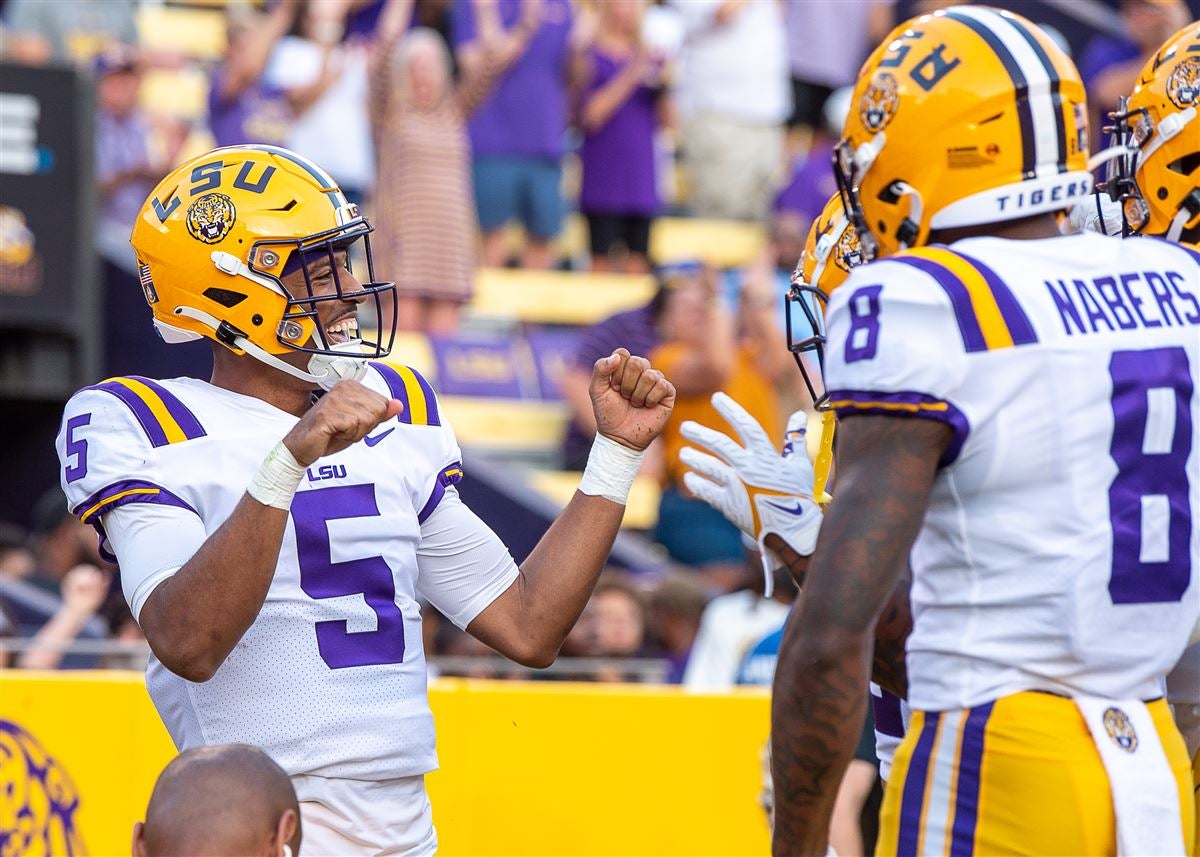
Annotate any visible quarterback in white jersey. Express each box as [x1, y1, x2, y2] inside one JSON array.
[[56, 145, 676, 855]]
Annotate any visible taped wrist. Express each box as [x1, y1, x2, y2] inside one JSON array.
[[248, 441, 306, 510], [578, 433, 644, 505]]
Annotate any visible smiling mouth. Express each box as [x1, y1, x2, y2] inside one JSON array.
[[325, 315, 359, 345]]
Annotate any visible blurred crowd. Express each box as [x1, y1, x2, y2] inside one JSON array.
[[1, 0, 1193, 683]]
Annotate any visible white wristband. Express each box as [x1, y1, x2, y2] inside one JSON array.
[[578, 433, 644, 505], [248, 441, 307, 510]]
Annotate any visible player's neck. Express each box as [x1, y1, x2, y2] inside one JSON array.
[[929, 212, 1062, 245], [209, 348, 315, 417]]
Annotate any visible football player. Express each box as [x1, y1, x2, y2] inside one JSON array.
[[56, 144, 675, 854], [1106, 21, 1200, 853], [686, 7, 1198, 855], [687, 193, 914, 783]]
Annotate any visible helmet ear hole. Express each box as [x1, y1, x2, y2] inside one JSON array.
[[203, 287, 248, 308]]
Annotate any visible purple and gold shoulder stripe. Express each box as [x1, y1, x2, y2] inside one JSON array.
[[826, 390, 969, 468], [418, 461, 464, 524], [72, 479, 196, 526], [370, 362, 442, 427], [890, 247, 1039, 353], [85, 376, 206, 447]]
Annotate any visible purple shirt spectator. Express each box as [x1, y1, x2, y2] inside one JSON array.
[[579, 48, 660, 217], [563, 302, 660, 467], [452, 0, 573, 159], [207, 70, 292, 148], [774, 139, 837, 224]]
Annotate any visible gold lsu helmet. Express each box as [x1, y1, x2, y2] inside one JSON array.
[[1106, 22, 1200, 245], [785, 193, 867, 412], [835, 6, 1092, 261], [131, 145, 395, 385]]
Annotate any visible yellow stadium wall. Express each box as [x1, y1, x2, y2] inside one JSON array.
[[0, 671, 772, 856]]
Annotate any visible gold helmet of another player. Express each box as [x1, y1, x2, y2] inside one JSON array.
[[835, 6, 1091, 261], [786, 194, 867, 412], [1106, 22, 1200, 245]]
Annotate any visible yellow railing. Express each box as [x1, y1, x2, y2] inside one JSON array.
[[0, 671, 771, 855]]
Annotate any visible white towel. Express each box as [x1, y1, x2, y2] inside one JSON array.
[[1075, 696, 1186, 856]]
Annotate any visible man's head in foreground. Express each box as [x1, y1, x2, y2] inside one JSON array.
[[133, 744, 301, 857]]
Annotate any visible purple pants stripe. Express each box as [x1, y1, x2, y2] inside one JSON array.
[[127, 376, 207, 439], [897, 711, 942, 857], [370, 363, 413, 425], [87, 381, 170, 447], [889, 256, 989, 353], [949, 701, 995, 857], [949, 251, 1038, 345]]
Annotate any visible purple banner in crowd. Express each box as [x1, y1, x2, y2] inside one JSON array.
[[525, 327, 578, 401], [429, 336, 530, 399]]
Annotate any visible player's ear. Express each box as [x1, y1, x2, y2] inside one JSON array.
[[132, 821, 148, 857], [273, 808, 299, 857]]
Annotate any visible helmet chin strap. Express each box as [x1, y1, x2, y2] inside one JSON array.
[[173, 306, 368, 390]]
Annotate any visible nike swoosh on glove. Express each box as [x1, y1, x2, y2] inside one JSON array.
[[679, 392, 824, 595]]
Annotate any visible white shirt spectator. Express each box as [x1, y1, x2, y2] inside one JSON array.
[[265, 37, 375, 194], [671, 0, 789, 125], [683, 590, 790, 690]]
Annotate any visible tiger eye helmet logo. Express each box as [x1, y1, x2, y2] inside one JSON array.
[[860, 72, 900, 133], [1166, 55, 1200, 109], [186, 192, 237, 244]]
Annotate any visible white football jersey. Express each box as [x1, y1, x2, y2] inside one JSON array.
[[56, 362, 516, 780], [825, 233, 1200, 711]]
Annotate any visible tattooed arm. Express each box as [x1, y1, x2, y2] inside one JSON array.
[[764, 537, 912, 698], [768, 414, 949, 856]]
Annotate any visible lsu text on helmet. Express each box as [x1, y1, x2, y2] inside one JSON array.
[[1106, 22, 1200, 245], [131, 145, 396, 386], [786, 193, 866, 412], [835, 5, 1092, 260]]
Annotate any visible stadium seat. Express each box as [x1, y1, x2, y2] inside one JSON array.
[[438, 396, 568, 454], [650, 217, 766, 268], [468, 268, 654, 326], [526, 470, 660, 529], [503, 214, 766, 269], [136, 5, 227, 61]]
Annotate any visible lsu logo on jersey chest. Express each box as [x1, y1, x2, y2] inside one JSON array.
[[307, 464, 347, 483]]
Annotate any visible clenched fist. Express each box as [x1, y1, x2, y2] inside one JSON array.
[[282, 380, 403, 466], [590, 348, 675, 451]]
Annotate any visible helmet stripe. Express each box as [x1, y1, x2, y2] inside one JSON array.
[[943, 9, 1037, 181], [949, 8, 1065, 179], [1001, 13, 1068, 175]]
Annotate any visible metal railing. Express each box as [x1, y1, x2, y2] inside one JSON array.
[[0, 638, 674, 682]]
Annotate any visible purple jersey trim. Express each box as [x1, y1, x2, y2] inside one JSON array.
[[888, 256, 989, 353], [125, 376, 207, 439], [872, 687, 906, 739], [86, 381, 169, 446], [417, 462, 465, 524], [944, 249, 1039, 346], [369, 362, 413, 425], [72, 479, 198, 525], [828, 389, 970, 468]]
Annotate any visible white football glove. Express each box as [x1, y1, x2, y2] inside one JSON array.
[[679, 392, 824, 596]]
